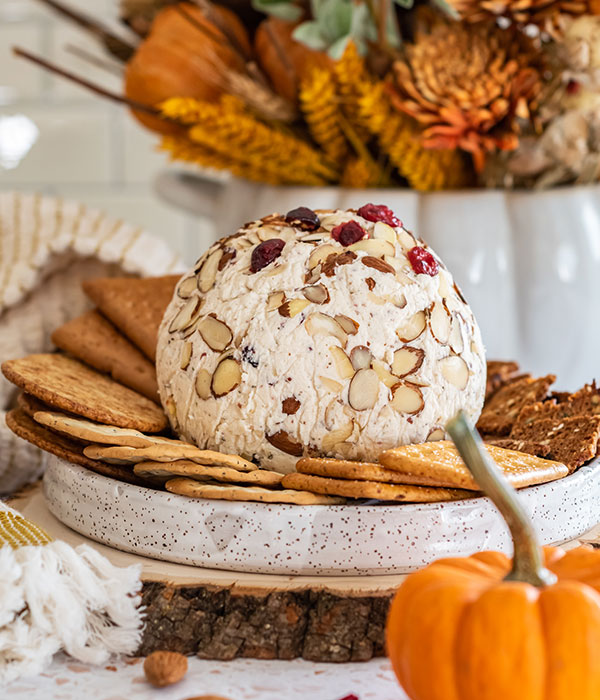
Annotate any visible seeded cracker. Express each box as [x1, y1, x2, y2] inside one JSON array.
[[17, 392, 52, 418], [1, 353, 167, 432], [516, 382, 600, 425], [485, 360, 521, 399]]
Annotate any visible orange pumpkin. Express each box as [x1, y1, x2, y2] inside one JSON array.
[[124, 2, 251, 133], [254, 17, 332, 103], [387, 413, 600, 700]]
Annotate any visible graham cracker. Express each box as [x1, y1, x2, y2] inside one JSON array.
[[2, 353, 167, 433], [51, 310, 159, 402], [485, 360, 520, 399], [5, 408, 146, 486], [477, 374, 556, 436], [379, 440, 568, 490], [82, 275, 179, 361]]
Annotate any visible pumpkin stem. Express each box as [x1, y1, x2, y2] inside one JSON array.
[[446, 412, 557, 588]]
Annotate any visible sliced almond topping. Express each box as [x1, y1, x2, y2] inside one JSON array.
[[198, 315, 233, 352], [211, 358, 242, 397], [267, 291, 286, 311], [177, 276, 198, 299], [372, 359, 398, 388], [334, 314, 359, 335], [429, 302, 451, 345], [361, 256, 396, 274], [397, 228, 417, 250], [308, 244, 338, 270], [198, 248, 223, 293], [165, 396, 177, 418], [258, 225, 293, 241], [320, 212, 355, 230], [396, 311, 426, 342], [302, 284, 330, 304], [279, 298, 311, 318], [440, 355, 469, 390], [266, 430, 303, 456], [438, 271, 453, 298], [348, 238, 395, 258], [391, 347, 425, 377], [427, 428, 446, 442], [180, 341, 192, 370], [322, 419, 354, 452], [368, 292, 387, 305], [348, 369, 379, 410], [390, 382, 425, 415], [350, 345, 372, 371], [329, 346, 355, 380], [393, 293, 407, 309], [282, 396, 301, 414], [265, 262, 288, 277], [319, 375, 343, 393], [304, 264, 322, 285], [195, 369, 212, 400], [300, 232, 325, 243], [169, 297, 203, 333], [372, 221, 396, 244], [305, 312, 348, 347], [449, 316, 465, 354]]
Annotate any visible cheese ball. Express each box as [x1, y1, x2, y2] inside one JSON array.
[[157, 205, 486, 473]]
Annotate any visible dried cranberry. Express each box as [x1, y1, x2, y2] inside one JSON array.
[[407, 246, 439, 276], [338, 695, 359, 700], [357, 203, 401, 227], [331, 221, 367, 247], [566, 79, 581, 95], [250, 238, 285, 273], [285, 206, 320, 231]]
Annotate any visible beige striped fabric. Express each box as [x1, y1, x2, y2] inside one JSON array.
[[0, 191, 186, 495], [0, 510, 52, 548]]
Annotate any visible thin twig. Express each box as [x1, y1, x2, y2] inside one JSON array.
[[64, 44, 123, 77]]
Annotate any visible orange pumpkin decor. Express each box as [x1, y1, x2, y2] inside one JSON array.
[[124, 2, 251, 133], [254, 17, 332, 103], [387, 412, 600, 700]]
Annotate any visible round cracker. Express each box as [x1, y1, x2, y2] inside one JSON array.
[[84, 444, 257, 471], [134, 460, 283, 486], [281, 472, 472, 502], [2, 354, 167, 433], [17, 392, 53, 418], [165, 478, 345, 505], [33, 410, 178, 448]]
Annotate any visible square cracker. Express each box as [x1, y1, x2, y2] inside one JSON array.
[[82, 275, 180, 361], [379, 440, 568, 490]]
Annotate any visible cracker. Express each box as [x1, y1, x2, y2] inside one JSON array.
[[295, 457, 448, 485], [5, 408, 146, 486], [84, 443, 257, 471], [477, 374, 555, 436], [281, 472, 471, 502], [33, 410, 178, 448], [509, 415, 600, 473], [165, 478, 344, 505], [517, 382, 600, 426], [1, 353, 167, 433], [16, 392, 52, 418], [485, 360, 520, 399], [134, 460, 283, 486], [51, 309, 159, 402], [82, 275, 179, 361], [379, 440, 568, 490]]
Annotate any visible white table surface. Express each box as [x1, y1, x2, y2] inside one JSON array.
[[5, 654, 407, 700]]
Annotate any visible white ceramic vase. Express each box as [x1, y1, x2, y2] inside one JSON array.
[[156, 172, 600, 390]]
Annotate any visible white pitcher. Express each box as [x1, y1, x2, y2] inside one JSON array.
[[156, 171, 600, 390]]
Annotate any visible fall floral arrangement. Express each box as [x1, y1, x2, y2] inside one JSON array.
[[22, 0, 600, 190]]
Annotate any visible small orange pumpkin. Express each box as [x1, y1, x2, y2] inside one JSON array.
[[124, 2, 251, 133], [254, 17, 332, 103], [387, 413, 600, 700]]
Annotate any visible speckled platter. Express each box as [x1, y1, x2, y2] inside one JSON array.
[[43, 455, 600, 576]]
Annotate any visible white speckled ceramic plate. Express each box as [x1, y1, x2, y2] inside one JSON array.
[[43, 455, 600, 575]]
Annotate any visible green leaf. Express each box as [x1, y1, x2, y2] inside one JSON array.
[[316, 0, 353, 42], [251, 0, 303, 20], [292, 21, 329, 50], [328, 34, 352, 59], [393, 0, 414, 8]]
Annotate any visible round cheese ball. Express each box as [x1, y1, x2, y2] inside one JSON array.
[[157, 205, 486, 473]]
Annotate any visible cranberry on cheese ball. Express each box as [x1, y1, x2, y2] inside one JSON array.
[[157, 205, 486, 473]]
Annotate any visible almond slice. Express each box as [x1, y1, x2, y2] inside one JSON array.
[[320, 212, 355, 230], [266, 430, 303, 456], [391, 347, 425, 377], [440, 355, 469, 390], [169, 297, 203, 333], [429, 302, 451, 345], [198, 315, 233, 352], [348, 368, 379, 410], [265, 263, 288, 277], [350, 345, 372, 371], [302, 284, 330, 304], [397, 228, 417, 251], [348, 238, 395, 258], [267, 291, 286, 311], [308, 244, 338, 270], [180, 341, 192, 370], [372, 359, 398, 388], [372, 221, 396, 244], [177, 276, 198, 299], [361, 256, 396, 274], [396, 311, 426, 342], [319, 375, 343, 393], [438, 271, 453, 298], [279, 298, 311, 318], [258, 224, 293, 241], [449, 316, 465, 354], [334, 314, 359, 335], [322, 419, 354, 452], [390, 382, 424, 415], [329, 346, 355, 380], [198, 247, 223, 293], [195, 369, 212, 400], [305, 312, 348, 347], [300, 232, 325, 243], [211, 358, 242, 397], [427, 427, 445, 441]]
